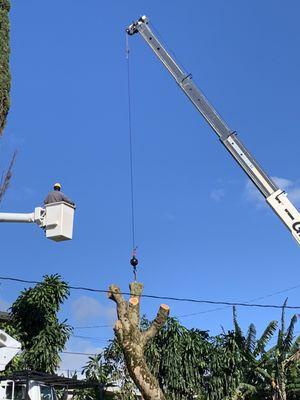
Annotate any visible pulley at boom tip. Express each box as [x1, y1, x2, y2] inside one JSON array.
[[126, 15, 149, 36]]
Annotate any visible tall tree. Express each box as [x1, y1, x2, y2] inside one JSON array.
[[108, 282, 170, 400], [231, 306, 278, 400], [2, 274, 72, 373], [230, 304, 300, 400], [101, 317, 241, 400], [0, 0, 16, 203], [264, 300, 300, 400], [144, 317, 212, 399]]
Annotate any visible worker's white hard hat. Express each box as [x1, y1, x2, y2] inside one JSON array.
[[54, 182, 61, 189]]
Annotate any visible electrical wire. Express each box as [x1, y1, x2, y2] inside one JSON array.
[[73, 325, 112, 329], [0, 346, 101, 357], [62, 351, 99, 356], [71, 335, 110, 341], [1, 275, 300, 310], [178, 282, 300, 318]]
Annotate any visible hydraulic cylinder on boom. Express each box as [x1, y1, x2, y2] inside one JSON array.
[[127, 15, 300, 245]]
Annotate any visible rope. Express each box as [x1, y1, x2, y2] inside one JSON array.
[[126, 34, 139, 279]]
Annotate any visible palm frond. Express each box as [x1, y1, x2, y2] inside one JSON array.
[[255, 320, 277, 356], [286, 349, 300, 365], [237, 382, 257, 395], [255, 366, 273, 382], [232, 306, 244, 348], [277, 299, 288, 350], [282, 314, 298, 355], [289, 334, 300, 357], [245, 323, 256, 354]]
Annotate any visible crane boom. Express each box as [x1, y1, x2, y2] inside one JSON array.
[[127, 15, 300, 245]]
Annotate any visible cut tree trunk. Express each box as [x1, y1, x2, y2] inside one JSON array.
[[108, 282, 170, 400]]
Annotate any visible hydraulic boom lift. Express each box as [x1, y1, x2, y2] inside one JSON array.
[[127, 16, 300, 245], [0, 202, 75, 242]]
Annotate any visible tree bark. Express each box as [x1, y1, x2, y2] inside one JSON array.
[[108, 282, 170, 400], [278, 367, 287, 400]]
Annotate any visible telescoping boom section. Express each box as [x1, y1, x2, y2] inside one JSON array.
[[127, 16, 300, 245]]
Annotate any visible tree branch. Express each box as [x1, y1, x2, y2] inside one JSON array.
[[113, 320, 124, 344], [107, 284, 128, 323], [108, 282, 170, 400], [143, 304, 170, 344]]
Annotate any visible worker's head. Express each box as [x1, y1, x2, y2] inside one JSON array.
[[53, 183, 61, 191]]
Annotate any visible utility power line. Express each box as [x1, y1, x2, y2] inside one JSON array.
[[0, 345, 101, 357], [73, 325, 112, 329], [71, 334, 111, 341], [62, 350, 98, 356], [1, 275, 300, 310], [178, 282, 300, 318]]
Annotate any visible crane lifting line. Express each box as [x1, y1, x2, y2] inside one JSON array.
[[126, 33, 138, 280]]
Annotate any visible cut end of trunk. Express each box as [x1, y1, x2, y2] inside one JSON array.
[[129, 297, 139, 306], [160, 304, 170, 311]]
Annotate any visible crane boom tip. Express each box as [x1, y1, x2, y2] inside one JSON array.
[[126, 15, 149, 35]]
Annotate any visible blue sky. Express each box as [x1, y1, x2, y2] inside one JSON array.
[[1, 0, 300, 372]]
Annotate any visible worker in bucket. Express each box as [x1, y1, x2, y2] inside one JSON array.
[[44, 183, 75, 206]]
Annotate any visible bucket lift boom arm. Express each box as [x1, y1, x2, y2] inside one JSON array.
[[0, 202, 75, 242], [127, 16, 300, 245]]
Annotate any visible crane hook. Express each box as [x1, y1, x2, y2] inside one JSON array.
[[130, 248, 138, 281]]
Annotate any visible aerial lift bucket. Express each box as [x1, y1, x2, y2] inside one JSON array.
[[0, 202, 75, 242], [44, 202, 75, 242]]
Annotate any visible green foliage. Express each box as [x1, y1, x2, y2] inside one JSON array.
[[230, 307, 276, 400], [209, 331, 245, 400], [286, 363, 300, 400], [3, 274, 72, 373], [144, 317, 212, 399], [254, 320, 278, 357], [73, 340, 136, 400], [103, 339, 137, 400], [98, 308, 300, 400], [263, 300, 300, 400], [3, 277, 300, 400], [73, 354, 113, 400], [0, 0, 10, 135], [229, 302, 300, 400], [83, 354, 112, 384], [94, 317, 245, 400]]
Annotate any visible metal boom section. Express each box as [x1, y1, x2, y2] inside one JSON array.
[[127, 16, 300, 245]]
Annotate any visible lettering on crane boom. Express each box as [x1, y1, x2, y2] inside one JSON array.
[[292, 222, 300, 235]]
